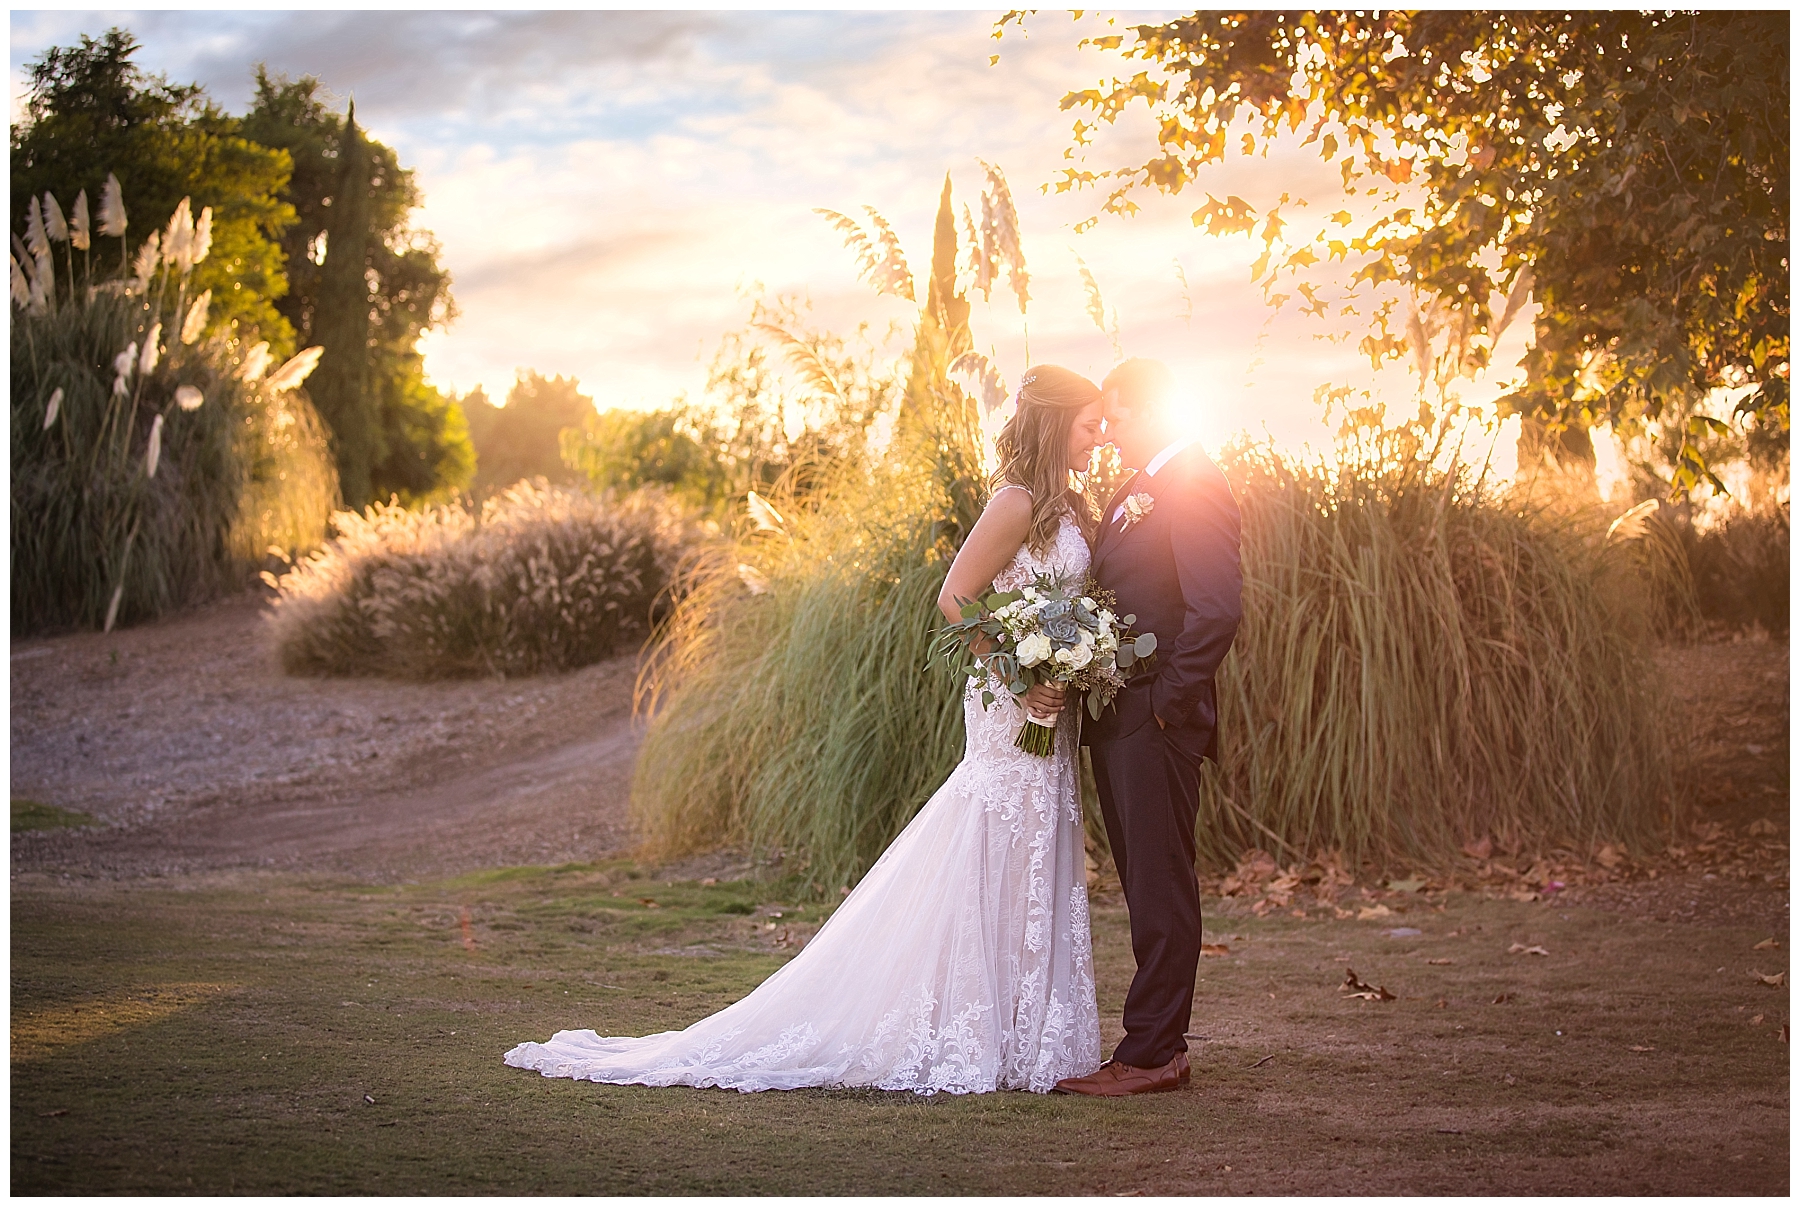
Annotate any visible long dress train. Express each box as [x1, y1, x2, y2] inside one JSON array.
[[502, 513, 1101, 1093]]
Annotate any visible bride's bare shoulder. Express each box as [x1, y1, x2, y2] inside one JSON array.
[[986, 483, 1033, 519]]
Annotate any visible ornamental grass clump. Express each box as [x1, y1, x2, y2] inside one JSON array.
[[11, 181, 335, 635], [630, 386, 988, 896], [268, 480, 698, 679], [1197, 436, 1676, 871]]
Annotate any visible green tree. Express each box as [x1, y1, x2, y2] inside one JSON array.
[[1033, 10, 1789, 494], [560, 404, 724, 506], [242, 73, 471, 507], [465, 371, 594, 495], [305, 100, 376, 504], [11, 27, 296, 348]]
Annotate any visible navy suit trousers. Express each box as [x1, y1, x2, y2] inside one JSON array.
[[1090, 717, 1204, 1069]]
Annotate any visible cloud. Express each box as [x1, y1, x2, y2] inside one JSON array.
[[13, 10, 1520, 460]]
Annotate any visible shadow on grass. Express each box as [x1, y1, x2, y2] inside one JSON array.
[[10, 861, 1788, 1194]]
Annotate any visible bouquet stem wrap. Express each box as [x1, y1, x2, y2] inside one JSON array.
[[1017, 707, 1059, 756]]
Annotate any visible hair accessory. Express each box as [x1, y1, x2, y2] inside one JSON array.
[[1018, 372, 1038, 388]]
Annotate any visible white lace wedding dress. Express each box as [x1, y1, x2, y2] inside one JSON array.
[[503, 509, 1102, 1094]]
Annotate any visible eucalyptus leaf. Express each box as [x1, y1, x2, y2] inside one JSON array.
[[1135, 632, 1158, 656]]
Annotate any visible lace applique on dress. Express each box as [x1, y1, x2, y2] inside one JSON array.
[[502, 511, 1101, 1094]]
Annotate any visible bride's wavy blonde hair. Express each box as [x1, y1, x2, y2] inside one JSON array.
[[992, 364, 1100, 553]]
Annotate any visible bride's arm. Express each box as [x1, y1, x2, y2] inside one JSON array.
[[936, 486, 1032, 627]]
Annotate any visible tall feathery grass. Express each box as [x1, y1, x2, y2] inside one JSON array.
[[1194, 437, 1676, 872], [633, 420, 1679, 891], [11, 182, 335, 634], [631, 386, 989, 895], [268, 480, 701, 679]]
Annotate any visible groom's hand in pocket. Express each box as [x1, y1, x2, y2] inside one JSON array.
[[1024, 683, 1066, 716]]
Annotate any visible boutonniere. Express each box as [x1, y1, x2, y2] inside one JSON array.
[[1120, 492, 1154, 532]]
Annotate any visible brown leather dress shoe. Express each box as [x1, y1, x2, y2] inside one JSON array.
[[1052, 1050, 1190, 1096]]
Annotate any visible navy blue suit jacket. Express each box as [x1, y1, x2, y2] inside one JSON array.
[[1082, 445, 1244, 762]]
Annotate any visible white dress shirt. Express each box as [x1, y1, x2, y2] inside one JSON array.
[[1110, 437, 1196, 525]]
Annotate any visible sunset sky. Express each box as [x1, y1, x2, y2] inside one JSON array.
[[12, 9, 1537, 471]]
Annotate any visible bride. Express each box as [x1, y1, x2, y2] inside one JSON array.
[[504, 365, 1107, 1094]]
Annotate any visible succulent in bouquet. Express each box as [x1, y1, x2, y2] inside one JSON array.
[[936, 573, 1158, 756]]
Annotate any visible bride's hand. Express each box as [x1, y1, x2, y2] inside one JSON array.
[[1023, 683, 1066, 715]]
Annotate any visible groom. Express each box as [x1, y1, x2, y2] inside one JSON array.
[[1056, 358, 1243, 1096]]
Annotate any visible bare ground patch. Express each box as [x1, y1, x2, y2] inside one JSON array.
[[11, 592, 643, 879]]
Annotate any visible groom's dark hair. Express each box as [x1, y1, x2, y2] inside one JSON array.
[[1102, 358, 1175, 414]]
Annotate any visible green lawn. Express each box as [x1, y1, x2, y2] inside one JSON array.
[[11, 863, 1787, 1194]]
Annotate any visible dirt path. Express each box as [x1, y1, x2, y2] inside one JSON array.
[[10, 592, 644, 880]]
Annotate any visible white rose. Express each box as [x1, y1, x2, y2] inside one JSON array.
[[1080, 596, 1096, 610], [1066, 642, 1094, 670], [1053, 647, 1074, 666], [1079, 628, 1096, 646], [1098, 632, 1119, 653], [1016, 632, 1053, 666]]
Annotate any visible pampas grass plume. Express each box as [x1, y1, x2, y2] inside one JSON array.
[[239, 341, 272, 382], [98, 173, 127, 238], [43, 387, 63, 430], [746, 490, 787, 533], [139, 323, 162, 374], [181, 289, 211, 344], [131, 230, 161, 291], [25, 197, 49, 259], [192, 207, 212, 265], [175, 385, 204, 411], [70, 190, 89, 251], [11, 255, 28, 309], [42, 193, 68, 243], [165, 198, 194, 272], [265, 346, 323, 393], [104, 585, 124, 634], [146, 413, 164, 479], [113, 342, 138, 394]]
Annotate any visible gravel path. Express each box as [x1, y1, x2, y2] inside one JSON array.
[[11, 592, 644, 880]]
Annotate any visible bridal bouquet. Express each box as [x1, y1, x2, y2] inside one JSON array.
[[936, 574, 1157, 756]]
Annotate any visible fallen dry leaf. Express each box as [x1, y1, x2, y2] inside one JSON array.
[[1748, 818, 1779, 837], [1493, 992, 1514, 1004], [1753, 938, 1779, 950], [700, 877, 718, 886], [1628, 1044, 1655, 1052], [1503, 1073, 1517, 1086], [1508, 943, 1550, 956], [1434, 998, 1447, 1009], [1426, 958, 1454, 965], [1357, 905, 1393, 920], [1781, 1025, 1788, 1044], [1341, 969, 1395, 1001], [1200, 943, 1231, 958], [1595, 843, 1626, 870], [1462, 835, 1494, 861], [1750, 1014, 1764, 1026], [1387, 878, 1426, 894], [639, 898, 660, 909], [1750, 970, 1786, 987]]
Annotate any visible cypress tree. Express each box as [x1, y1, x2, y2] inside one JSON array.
[[309, 100, 376, 507]]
